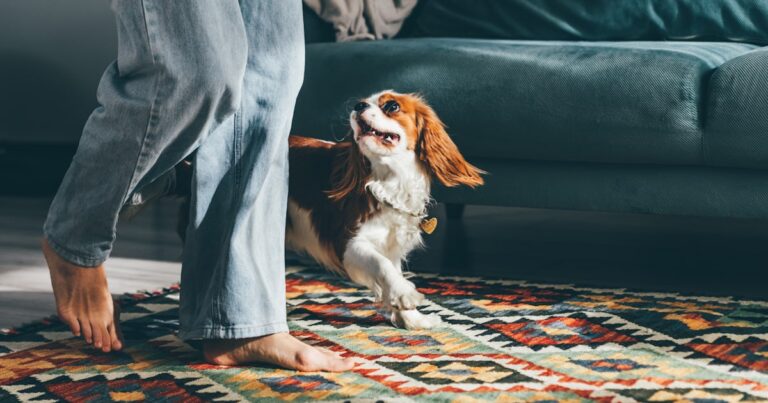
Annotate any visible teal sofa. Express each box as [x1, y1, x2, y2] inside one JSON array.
[[291, 0, 768, 219]]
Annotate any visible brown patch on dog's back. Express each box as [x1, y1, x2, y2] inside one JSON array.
[[288, 135, 376, 269]]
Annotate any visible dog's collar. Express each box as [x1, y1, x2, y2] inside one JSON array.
[[366, 183, 440, 235], [366, 182, 428, 219]]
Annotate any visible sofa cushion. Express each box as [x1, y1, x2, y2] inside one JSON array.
[[292, 38, 755, 166], [705, 47, 768, 169], [409, 0, 768, 46]]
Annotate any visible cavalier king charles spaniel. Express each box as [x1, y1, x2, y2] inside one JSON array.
[[287, 91, 484, 329]]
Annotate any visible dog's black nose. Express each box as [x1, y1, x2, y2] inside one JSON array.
[[353, 102, 369, 112]]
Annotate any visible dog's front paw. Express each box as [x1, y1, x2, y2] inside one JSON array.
[[386, 280, 425, 310], [392, 309, 443, 330]]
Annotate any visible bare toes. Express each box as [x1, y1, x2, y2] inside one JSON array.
[[324, 352, 355, 370], [325, 355, 355, 372], [92, 324, 104, 350], [99, 323, 112, 352], [70, 321, 81, 337], [80, 320, 93, 344], [112, 300, 123, 350], [60, 313, 80, 336], [296, 348, 354, 372], [108, 323, 122, 351]]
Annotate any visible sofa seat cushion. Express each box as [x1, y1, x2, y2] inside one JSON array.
[[292, 38, 756, 166]]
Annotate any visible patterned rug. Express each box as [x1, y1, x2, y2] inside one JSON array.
[[1, 266, 767, 402]]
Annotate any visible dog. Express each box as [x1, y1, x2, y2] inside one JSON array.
[[287, 90, 484, 329]]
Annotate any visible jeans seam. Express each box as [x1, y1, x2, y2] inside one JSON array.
[[233, 106, 244, 188], [138, 0, 155, 59], [123, 0, 164, 201], [210, 101, 244, 326]]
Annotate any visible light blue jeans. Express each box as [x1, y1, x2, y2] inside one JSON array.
[[43, 0, 305, 340]]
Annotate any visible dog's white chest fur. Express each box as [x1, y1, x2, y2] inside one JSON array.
[[358, 178, 426, 262]]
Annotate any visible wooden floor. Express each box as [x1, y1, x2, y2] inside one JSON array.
[[0, 197, 182, 328], [2, 195, 768, 329]]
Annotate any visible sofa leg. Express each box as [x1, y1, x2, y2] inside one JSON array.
[[445, 203, 466, 220], [441, 204, 471, 272]]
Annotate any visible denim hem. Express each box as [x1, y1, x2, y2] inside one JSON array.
[[44, 234, 106, 267], [178, 321, 289, 340]]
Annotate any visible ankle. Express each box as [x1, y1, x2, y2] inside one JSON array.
[[42, 238, 104, 272]]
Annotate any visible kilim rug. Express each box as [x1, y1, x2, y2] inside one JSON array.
[[1, 265, 767, 402]]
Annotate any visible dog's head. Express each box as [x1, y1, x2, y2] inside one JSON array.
[[348, 90, 484, 188]]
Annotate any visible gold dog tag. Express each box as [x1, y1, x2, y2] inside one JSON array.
[[420, 217, 438, 234]]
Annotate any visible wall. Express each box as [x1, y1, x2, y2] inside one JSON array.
[[0, 0, 116, 145]]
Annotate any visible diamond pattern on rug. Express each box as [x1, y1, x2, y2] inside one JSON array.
[[290, 302, 391, 328], [515, 349, 748, 385], [616, 387, 767, 402], [1, 267, 767, 402], [4, 373, 228, 402], [570, 358, 653, 373], [377, 359, 534, 384], [199, 366, 392, 401], [687, 337, 768, 372], [328, 327, 499, 356], [484, 316, 637, 347]]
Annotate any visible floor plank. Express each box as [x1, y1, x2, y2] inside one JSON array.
[[0, 197, 182, 328]]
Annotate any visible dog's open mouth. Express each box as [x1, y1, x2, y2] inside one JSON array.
[[357, 118, 400, 143]]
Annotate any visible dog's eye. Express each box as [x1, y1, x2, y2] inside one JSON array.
[[382, 100, 400, 114]]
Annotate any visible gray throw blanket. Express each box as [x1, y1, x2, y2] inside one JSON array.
[[304, 0, 418, 41]]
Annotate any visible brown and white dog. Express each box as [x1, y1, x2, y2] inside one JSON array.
[[287, 91, 484, 329]]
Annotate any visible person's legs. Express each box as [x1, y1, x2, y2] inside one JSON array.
[[43, 0, 248, 352], [178, 0, 353, 371]]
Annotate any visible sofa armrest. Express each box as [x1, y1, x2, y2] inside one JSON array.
[[705, 47, 768, 169]]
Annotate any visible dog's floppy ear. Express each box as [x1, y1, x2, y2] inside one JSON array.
[[415, 102, 484, 188], [327, 141, 371, 202]]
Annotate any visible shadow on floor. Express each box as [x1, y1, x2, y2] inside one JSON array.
[[409, 204, 768, 299]]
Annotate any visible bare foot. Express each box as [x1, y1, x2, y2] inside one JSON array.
[[41, 239, 122, 352], [203, 332, 355, 372]]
